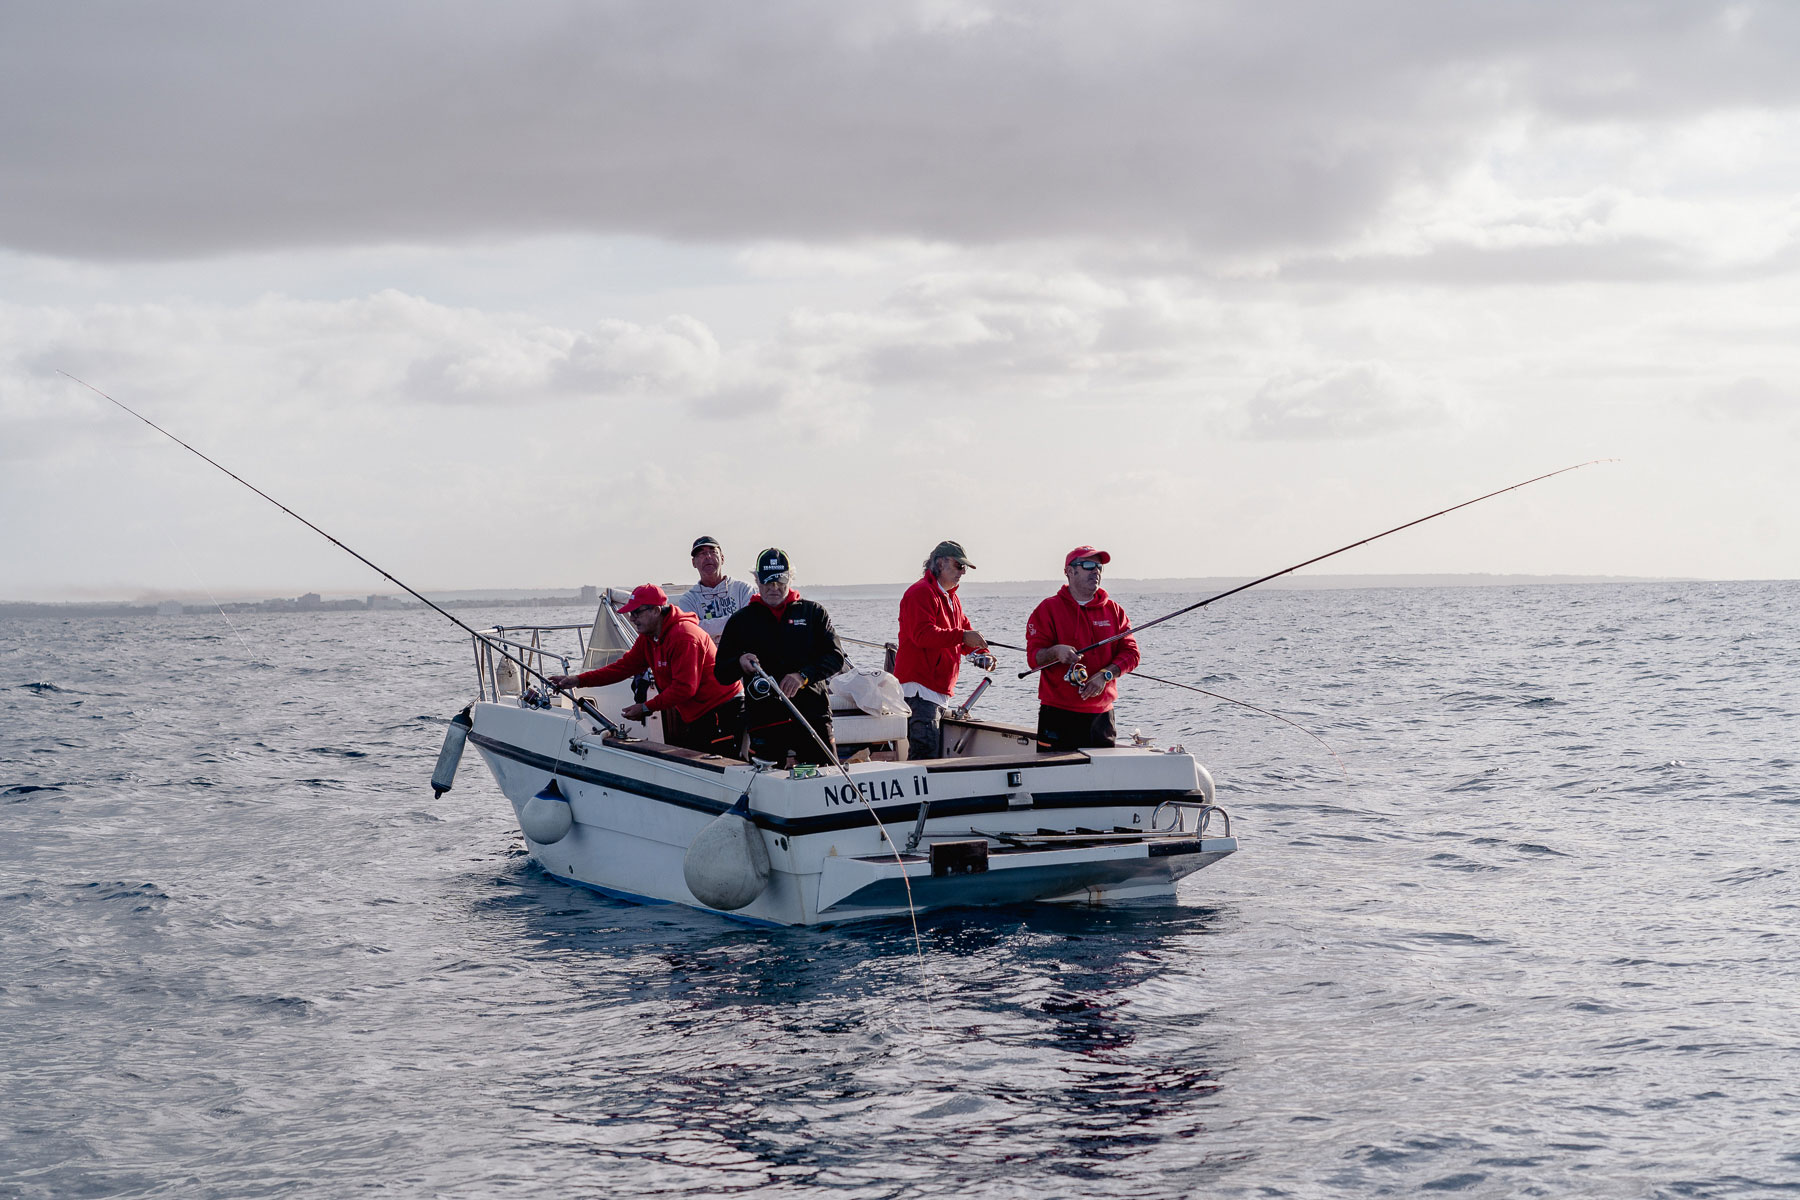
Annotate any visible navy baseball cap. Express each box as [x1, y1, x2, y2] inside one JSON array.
[[755, 548, 791, 582]]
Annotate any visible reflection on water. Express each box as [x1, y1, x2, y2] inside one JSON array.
[[4, 583, 1799, 1196], [467, 864, 1235, 1194]]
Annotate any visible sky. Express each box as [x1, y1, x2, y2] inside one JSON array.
[[3, 1, 1798, 600]]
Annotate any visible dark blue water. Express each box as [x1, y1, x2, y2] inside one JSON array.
[[4, 582, 1798, 1198]]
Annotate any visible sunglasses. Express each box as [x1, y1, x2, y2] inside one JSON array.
[[1070, 559, 1104, 571]]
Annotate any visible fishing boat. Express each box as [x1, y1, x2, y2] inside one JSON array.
[[75, 384, 1600, 927], [431, 594, 1237, 926]]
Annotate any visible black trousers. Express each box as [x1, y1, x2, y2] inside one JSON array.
[[1035, 704, 1116, 753], [906, 694, 944, 759], [746, 697, 835, 766], [667, 696, 745, 757]]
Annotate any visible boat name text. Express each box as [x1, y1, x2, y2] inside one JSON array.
[[823, 775, 928, 806]]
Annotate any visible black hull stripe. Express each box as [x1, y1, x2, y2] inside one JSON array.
[[470, 732, 1203, 837]]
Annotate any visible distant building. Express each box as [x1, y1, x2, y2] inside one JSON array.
[[156, 600, 184, 616], [579, 585, 598, 604]]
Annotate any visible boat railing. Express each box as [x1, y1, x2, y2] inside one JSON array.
[[472, 623, 591, 702], [1150, 798, 1231, 839]]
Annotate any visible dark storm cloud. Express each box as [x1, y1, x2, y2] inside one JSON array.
[[3, 1, 1798, 260]]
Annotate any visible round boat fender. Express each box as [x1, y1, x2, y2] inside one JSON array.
[[683, 794, 771, 911], [519, 778, 574, 844], [1192, 761, 1215, 805]]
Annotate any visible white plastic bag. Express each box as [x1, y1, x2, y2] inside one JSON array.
[[830, 666, 908, 716]]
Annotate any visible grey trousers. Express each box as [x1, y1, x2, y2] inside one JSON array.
[[906, 694, 944, 759]]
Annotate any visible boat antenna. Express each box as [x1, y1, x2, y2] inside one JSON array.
[[64, 371, 621, 735], [1019, 458, 1616, 678]]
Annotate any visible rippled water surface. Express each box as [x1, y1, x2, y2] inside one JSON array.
[[5, 581, 1799, 1198]]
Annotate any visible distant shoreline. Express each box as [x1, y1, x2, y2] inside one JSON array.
[[0, 573, 1720, 618]]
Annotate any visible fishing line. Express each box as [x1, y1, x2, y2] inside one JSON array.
[[1019, 458, 1618, 677], [748, 666, 931, 983], [984, 639, 1346, 778], [846, 624, 1343, 775], [64, 371, 621, 736], [152, 522, 259, 662]]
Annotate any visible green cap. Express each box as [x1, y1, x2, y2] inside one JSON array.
[[931, 540, 975, 568]]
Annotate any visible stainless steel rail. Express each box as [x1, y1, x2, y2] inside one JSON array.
[[1150, 799, 1231, 838], [472, 622, 590, 702]]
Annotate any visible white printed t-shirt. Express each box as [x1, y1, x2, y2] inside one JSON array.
[[674, 577, 756, 640]]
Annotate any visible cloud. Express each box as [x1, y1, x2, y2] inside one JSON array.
[[7, 2, 1800, 262], [1241, 363, 1451, 441], [555, 316, 719, 396], [1698, 376, 1798, 421]]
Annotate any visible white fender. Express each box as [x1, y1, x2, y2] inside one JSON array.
[[519, 779, 574, 844], [1192, 761, 1215, 805], [682, 795, 771, 911], [430, 707, 472, 797]]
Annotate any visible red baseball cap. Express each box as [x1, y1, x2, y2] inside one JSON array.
[[1064, 546, 1112, 568], [615, 583, 669, 614]]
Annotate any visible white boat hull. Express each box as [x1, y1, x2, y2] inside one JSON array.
[[466, 700, 1236, 926]]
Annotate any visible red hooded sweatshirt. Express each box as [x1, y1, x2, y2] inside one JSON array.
[[1024, 585, 1140, 713], [569, 607, 741, 722], [894, 572, 977, 698]]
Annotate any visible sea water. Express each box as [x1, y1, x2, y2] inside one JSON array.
[[3, 581, 1798, 1198]]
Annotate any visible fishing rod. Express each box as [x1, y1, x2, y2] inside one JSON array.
[[847, 628, 1325, 765], [984, 639, 1344, 776], [64, 371, 623, 736], [839, 634, 895, 657], [840, 633, 999, 718], [748, 665, 927, 962], [1019, 458, 1616, 678]]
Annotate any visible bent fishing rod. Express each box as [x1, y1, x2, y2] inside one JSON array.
[[64, 371, 623, 736], [1019, 458, 1616, 679]]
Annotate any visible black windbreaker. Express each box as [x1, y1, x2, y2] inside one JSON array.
[[714, 595, 846, 716]]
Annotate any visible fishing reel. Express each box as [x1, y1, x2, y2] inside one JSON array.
[[746, 673, 776, 700], [1063, 661, 1090, 687], [969, 653, 996, 672]]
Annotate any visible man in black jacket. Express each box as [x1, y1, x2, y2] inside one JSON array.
[[715, 548, 846, 767]]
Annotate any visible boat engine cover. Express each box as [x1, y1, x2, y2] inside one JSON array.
[[683, 797, 771, 911]]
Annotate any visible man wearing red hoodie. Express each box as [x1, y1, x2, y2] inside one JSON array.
[[548, 584, 745, 756], [894, 539, 993, 759], [1024, 547, 1140, 753]]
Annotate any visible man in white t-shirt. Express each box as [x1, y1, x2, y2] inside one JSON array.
[[673, 536, 756, 641]]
